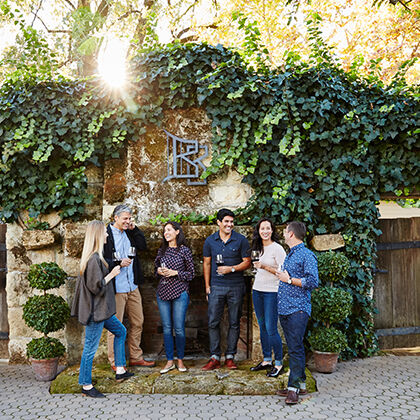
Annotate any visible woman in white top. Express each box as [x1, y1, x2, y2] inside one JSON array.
[[250, 218, 286, 378]]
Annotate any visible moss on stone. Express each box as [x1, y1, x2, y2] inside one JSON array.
[[50, 360, 317, 396]]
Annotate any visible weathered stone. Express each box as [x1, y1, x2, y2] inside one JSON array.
[[8, 307, 39, 338], [5, 271, 32, 308], [6, 245, 32, 272], [26, 248, 56, 265], [85, 164, 104, 184], [62, 222, 88, 258], [22, 230, 55, 250], [62, 256, 81, 277], [50, 361, 317, 395], [8, 337, 31, 364], [310, 234, 345, 251], [5, 223, 24, 251]]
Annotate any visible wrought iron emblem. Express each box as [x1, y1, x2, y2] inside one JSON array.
[[163, 129, 208, 186]]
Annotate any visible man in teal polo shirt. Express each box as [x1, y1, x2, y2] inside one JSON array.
[[202, 209, 251, 370]]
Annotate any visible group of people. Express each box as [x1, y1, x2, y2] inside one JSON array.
[[71, 205, 318, 405]]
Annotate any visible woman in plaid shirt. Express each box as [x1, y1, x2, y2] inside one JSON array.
[[155, 221, 195, 373]]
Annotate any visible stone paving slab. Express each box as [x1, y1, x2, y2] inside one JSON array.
[[50, 359, 316, 396], [0, 355, 419, 419]]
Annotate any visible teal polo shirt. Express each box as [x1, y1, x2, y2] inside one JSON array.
[[203, 230, 250, 286]]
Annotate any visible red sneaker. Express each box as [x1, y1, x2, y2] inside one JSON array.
[[201, 357, 221, 371], [224, 359, 238, 369], [110, 364, 117, 372]]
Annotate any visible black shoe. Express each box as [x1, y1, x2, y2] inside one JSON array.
[[115, 371, 135, 382], [81, 386, 105, 398], [267, 366, 285, 378], [250, 361, 273, 372]]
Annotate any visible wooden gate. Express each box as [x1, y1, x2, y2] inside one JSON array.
[[373, 217, 420, 348], [0, 223, 8, 358]]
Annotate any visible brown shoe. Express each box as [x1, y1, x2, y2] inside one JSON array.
[[276, 388, 307, 397], [224, 359, 238, 370], [201, 357, 221, 371], [285, 390, 299, 404], [129, 359, 155, 367]]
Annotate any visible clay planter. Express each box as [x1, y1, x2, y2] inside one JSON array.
[[30, 357, 59, 381], [313, 350, 339, 373]]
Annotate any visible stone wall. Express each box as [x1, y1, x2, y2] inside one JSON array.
[[4, 105, 346, 364], [6, 222, 257, 364]]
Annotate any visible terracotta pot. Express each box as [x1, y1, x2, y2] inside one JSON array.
[[30, 357, 59, 381], [313, 350, 339, 373]]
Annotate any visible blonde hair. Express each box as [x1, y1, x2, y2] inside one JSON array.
[[80, 220, 108, 275]]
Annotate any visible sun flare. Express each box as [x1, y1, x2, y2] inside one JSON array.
[[98, 38, 127, 88]]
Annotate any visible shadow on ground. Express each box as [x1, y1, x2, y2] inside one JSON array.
[[51, 359, 316, 395]]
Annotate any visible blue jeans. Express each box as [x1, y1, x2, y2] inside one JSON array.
[[208, 284, 245, 358], [157, 291, 189, 360], [252, 290, 283, 365], [279, 311, 309, 389], [79, 315, 126, 385]]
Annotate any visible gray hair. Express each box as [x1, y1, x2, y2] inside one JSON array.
[[112, 204, 132, 218]]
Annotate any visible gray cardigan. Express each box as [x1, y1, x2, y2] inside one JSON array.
[[71, 253, 116, 325]]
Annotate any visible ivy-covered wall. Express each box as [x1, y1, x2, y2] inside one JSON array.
[[1, 41, 418, 359]]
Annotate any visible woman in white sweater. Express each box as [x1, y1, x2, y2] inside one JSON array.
[[250, 218, 286, 378]]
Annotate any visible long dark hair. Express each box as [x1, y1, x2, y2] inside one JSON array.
[[251, 218, 280, 256], [159, 221, 187, 253]]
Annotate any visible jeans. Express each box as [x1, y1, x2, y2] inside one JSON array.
[[208, 284, 245, 358], [157, 291, 189, 360], [79, 315, 127, 385], [279, 311, 309, 389], [252, 290, 283, 365]]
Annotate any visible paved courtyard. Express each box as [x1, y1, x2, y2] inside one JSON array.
[[0, 355, 419, 419]]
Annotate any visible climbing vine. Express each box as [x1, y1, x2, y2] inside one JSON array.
[[0, 14, 418, 358]]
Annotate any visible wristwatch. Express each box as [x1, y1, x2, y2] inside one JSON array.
[[231, 267, 236, 273], [287, 277, 292, 284]]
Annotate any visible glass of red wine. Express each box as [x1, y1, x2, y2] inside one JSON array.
[[251, 250, 260, 274], [112, 251, 122, 266], [128, 247, 136, 260], [216, 254, 224, 276]]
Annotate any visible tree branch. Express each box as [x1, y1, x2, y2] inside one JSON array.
[[175, 23, 218, 40], [62, 0, 76, 10], [34, 14, 71, 34], [30, 0, 44, 27]]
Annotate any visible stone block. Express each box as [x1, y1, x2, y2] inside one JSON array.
[[5, 223, 23, 250], [85, 164, 104, 184], [62, 256, 81, 278], [7, 245, 32, 272], [209, 184, 253, 208], [62, 222, 88, 258], [310, 234, 345, 251], [7, 307, 39, 338], [6, 271, 32, 308], [8, 337, 31, 363], [26, 248, 56, 265], [22, 230, 55, 250]]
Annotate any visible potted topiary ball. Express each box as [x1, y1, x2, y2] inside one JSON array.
[[22, 262, 70, 381], [309, 250, 352, 373]]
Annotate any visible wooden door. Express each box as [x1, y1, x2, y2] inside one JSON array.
[[373, 217, 420, 348]]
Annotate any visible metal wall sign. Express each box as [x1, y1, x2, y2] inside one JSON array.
[[163, 129, 208, 186]]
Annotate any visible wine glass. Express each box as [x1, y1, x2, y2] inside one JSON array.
[[112, 251, 122, 266], [216, 254, 224, 276], [251, 250, 261, 274], [127, 247, 136, 260], [161, 262, 167, 284]]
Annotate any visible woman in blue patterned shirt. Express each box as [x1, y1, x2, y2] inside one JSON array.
[[155, 222, 195, 373]]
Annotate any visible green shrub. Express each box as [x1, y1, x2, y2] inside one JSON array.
[[27, 337, 66, 360], [308, 327, 348, 353], [27, 262, 67, 290], [317, 251, 350, 284], [23, 294, 70, 335], [311, 286, 352, 325]]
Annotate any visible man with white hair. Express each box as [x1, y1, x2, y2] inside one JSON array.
[[105, 204, 155, 368]]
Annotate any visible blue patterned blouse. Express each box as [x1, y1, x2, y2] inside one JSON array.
[[277, 243, 319, 316]]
